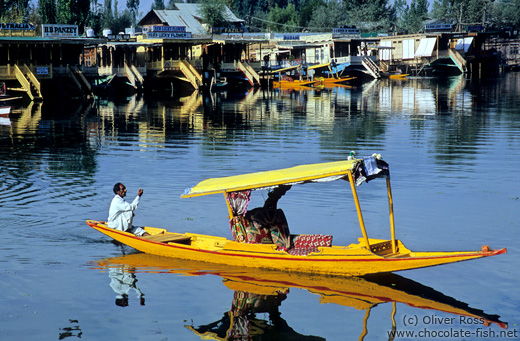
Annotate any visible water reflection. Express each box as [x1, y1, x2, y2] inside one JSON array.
[[108, 266, 145, 307], [92, 253, 507, 340], [187, 291, 324, 340], [2, 75, 519, 167]]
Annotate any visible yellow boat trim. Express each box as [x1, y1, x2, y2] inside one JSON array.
[[269, 65, 300, 74], [308, 62, 330, 70], [181, 159, 358, 198]]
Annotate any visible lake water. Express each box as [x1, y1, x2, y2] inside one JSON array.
[[1, 74, 519, 340]]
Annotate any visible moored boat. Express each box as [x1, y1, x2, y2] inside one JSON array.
[[87, 156, 506, 276], [272, 79, 317, 88], [316, 76, 356, 85], [271, 64, 317, 88]]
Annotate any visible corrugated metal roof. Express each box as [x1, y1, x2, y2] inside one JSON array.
[[175, 3, 244, 23], [153, 10, 206, 35], [140, 4, 245, 36]]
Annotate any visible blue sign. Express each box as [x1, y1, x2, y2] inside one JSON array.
[[211, 27, 244, 34], [0, 23, 35, 30], [283, 34, 300, 40], [151, 26, 186, 32]]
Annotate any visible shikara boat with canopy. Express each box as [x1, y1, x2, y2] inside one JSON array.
[[271, 65, 317, 88], [86, 155, 506, 276], [307, 62, 356, 85]]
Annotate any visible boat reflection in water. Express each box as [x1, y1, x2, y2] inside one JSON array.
[[93, 253, 506, 340]]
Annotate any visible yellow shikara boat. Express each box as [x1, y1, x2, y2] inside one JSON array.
[[86, 156, 506, 276], [271, 64, 318, 88], [316, 76, 356, 85], [272, 79, 317, 88]]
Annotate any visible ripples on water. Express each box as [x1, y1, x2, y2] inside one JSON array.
[[1, 74, 519, 340]]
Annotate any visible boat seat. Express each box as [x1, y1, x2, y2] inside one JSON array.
[[142, 233, 191, 244]]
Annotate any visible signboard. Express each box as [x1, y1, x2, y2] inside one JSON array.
[[36, 67, 49, 75], [283, 34, 300, 40], [151, 26, 186, 32], [467, 25, 484, 32], [425, 24, 453, 31], [0, 23, 35, 30], [42, 24, 79, 37], [211, 27, 244, 34], [107, 34, 135, 41], [146, 31, 192, 39]]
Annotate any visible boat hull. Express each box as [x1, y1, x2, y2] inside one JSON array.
[[86, 220, 505, 276], [273, 80, 316, 88], [317, 76, 356, 85]]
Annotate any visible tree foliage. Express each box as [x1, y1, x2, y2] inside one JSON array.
[[199, 0, 231, 29], [127, 0, 139, 26], [5, 0, 520, 38], [267, 3, 299, 32], [152, 0, 165, 10], [395, 0, 429, 33], [308, 1, 347, 32], [1, 0, 31, 21]]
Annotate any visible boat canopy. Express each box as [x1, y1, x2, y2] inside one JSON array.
[[269, 65, 300, 74], [307, 63, 330, 70], [181, 158, 389, 198]]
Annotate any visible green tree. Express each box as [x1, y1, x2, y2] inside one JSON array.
[[342, 0, 396, 31], [103, 0, 114, 29], [199, 0, 231, 29], [308, 1, 347, 32], [127, 0, 139, 26], [267, 3, 299, 32], [38, 0, 57, 23], [299, 0, 326, 29], [167, 0, 180, 9], [152, 0, 165, 10], [53, 0, 90, 29], [490, 0, 520, 32], [431, 0, 462, 22], [396, 0, 429, 33], [1, 0, 31, 21]]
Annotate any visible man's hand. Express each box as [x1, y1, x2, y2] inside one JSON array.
[[138, 188, 144, 197]]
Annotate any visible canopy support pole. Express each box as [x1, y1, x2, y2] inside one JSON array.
[[386, 178, 397, 253], [347, 171, 370, 249], [223, 192, 234, 219]]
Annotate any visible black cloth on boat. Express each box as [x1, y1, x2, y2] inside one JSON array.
[[263, 185, 291, 209], [353, 157, 390, 186]]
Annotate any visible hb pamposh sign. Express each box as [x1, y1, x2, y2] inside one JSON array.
[[42, 24, 79, 38]]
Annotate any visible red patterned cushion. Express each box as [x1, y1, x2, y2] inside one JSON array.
[[291, 234, 332, 248]]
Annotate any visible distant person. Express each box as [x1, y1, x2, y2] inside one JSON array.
[[108, 183, 150, 236]]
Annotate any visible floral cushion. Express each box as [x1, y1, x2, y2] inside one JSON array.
[[291, 234, 333, 248]]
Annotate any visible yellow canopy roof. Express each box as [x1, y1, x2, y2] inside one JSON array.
[[269, 65, 300, 74], [308, 62, 331, 70], [181, 159, 357, 198]]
